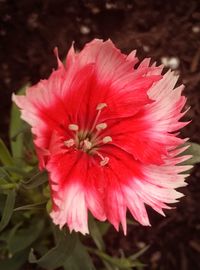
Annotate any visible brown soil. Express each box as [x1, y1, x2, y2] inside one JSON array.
[[0, 0, 200, 269]]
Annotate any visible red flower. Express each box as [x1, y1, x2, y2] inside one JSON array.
[[13, 39, 191, 234]]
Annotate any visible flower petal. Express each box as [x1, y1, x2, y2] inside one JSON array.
[[101, 145, 190, 230], [101, 147, 150, 230], [47, 151, 89, 234], [47, 151, 106, 233]]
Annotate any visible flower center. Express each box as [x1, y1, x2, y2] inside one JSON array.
[[64, 103, 112, 166]]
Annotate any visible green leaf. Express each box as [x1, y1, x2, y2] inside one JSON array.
[[0, 169, 16, 189], [88, 248, 144, 269], [3, 166, 27, 177], [64, 239, 96, 270], [46, 199, 52, 213], [0, 139, 13, 166], [89, 215, 105, 251], [22, 170, 48, 189], [7, 222, 22, 244], [0, 183, 18, 190], [0, 226, 10, 242], [129, 245, 150, 261], [182, 142, 200, 165], [0, 249, 29, 270], [0, 167, 12, 183], [9, 86, 27, 159], [0, 189, 16, 232], [0, 178, 9, 185], [8, 219, 44, 254], [127, 219, 139, 226], [88, 217, 112, 270], [13, 201, 47, 212], [97, 221, 111, 236], [29, 228, 77, 270]]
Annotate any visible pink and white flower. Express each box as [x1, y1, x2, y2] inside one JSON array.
[[13, 39, 191, 235]]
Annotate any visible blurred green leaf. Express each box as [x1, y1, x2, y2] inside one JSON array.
[[7, 222, 22, 243], [3, 166, 27, 177], [22, 170, 48, 189], [129, 245, 150, 261], [103, 262, 114, 270], [29, 228, 77, 270], [0, 249, 29, 270], [43, 184, 50, 198], [89, 215, 105, 251], [0, 170, 16, 189], [97, 221, 111, 236], [88, 218, 112, 270], [0, 189, 16, 232], [182, 142, 200, 165], [22, 127, 36, 163], [0, 227, 10, 243], [46, 199, 52, 213], [8, 219, 44, 254], [0, 183, 18, 190], [0, 139, 13, 166], [0, 167, 10, 181], [64, 239, 96, 270], [13, 201, 47, 212], [88, 248, 145, 269], [9, 86, 27, 159], [127, 219, 139, 226], [0, 178, 8, 185]]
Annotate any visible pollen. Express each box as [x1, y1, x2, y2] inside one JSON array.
[[68, 124, 79, 131], [66, 103, 112, 164], [64, 138, 75, 147], [100, 157, 109, 166], [102, 136, 112, 143], [96, 123, 107, 131], [96, 103, 107, 110], [83, 138, 92, 150]]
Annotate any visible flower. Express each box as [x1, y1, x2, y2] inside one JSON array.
[[13, 39, 191, 235]]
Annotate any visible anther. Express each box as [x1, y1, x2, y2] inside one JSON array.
[[68, 124, 79, 131], [100, 157, 109, 166], [91, 103, 108, 133], [96, 123, 107, 131], [83, 139, 92, 150], [102, 136, 112, 144], [96, 151, 110, 166], [64, 138, 75, 147], [96, 103, 107, 111]]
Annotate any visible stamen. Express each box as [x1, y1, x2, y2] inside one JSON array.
[[96, 103, 107, 111], [96, 123, 107, 131], [102, 136, 112, 144], [83, 139, 92, 150], [64, 138, 75, 147], [100, 157, 109, 166], [68, 124, 79, 131], [90, 103, 107, 133], [96, 151, 110, 166]]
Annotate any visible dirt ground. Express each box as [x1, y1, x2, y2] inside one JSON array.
[[0, 0, 200, 269]]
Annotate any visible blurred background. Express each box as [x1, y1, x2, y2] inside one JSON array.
[[0, 0, 200, 269]]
